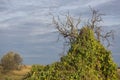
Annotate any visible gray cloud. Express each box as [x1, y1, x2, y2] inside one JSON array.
[[0, 0, 119, 64]]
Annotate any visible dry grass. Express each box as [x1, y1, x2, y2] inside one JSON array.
[[117, 69, 120, 79], [0, 66, 120, 80], [0, 65, 31, 80]]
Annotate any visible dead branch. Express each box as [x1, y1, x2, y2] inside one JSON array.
[[88, 9, 114, 47], [53, 13, 80, 42], [53, 9, 114, 48]]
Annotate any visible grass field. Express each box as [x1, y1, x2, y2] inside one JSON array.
[[0, 66, 120, 80], [117, 69, 120, 79], [0, 65, 31, 80]]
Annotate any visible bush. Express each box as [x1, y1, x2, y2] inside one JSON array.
[[23, 9, 118, 80], [23, 27, 118, 80], [0, 51, 23, 71]]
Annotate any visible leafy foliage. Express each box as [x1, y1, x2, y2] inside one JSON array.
[[23, 27, 118, 80]]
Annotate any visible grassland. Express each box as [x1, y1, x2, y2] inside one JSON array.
[[117, 69, 120, 79], [0, 65, 120, 80], [0, 65, 31, 80]]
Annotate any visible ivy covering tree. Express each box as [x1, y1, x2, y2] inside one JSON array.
[[23, 10, 118, 80]]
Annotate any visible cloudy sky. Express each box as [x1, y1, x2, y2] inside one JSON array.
[[0, 0, 120, 65]]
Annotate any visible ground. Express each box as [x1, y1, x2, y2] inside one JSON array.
[[0, 66, 120, 80], [117, 69, 120, 79], [0, 65, 31, 80]]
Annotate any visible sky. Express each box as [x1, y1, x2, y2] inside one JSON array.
[[0, 0, 120, 65]]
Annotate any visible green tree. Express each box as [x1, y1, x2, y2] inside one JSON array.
[[24, 27, 118, 80], [23, 10, 118, 80], [1, 51, 23, 71]]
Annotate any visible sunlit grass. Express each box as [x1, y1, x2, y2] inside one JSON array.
[[0, 65, 31, 80]]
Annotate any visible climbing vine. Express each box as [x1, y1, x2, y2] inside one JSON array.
[[23, 27, 118, 80]]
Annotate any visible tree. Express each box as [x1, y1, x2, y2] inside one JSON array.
[[53, 9, 114, 47], [52, 9, 118, 79], [23, 9, 118, 80], [24, 27, 118, 80], [0, 51, 23, 71]]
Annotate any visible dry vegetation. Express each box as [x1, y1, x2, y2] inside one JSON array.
[[1, 66, 120, 80], [117, 69, 120, 79], [0, 65, 31, 80]]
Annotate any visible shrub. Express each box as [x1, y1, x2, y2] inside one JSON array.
[[23, 27, 118, 80], [23, 9, 118, 80], [0, 51, 23, 71]]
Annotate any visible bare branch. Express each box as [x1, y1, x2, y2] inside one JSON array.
[[53, 8, 114, 48], [52, 13, 80, 42], [88, 8, 114, 47]]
